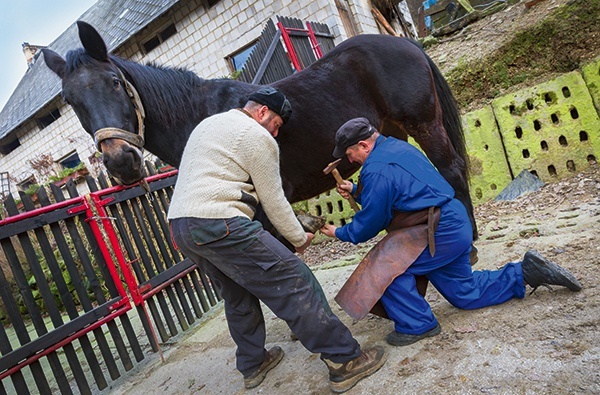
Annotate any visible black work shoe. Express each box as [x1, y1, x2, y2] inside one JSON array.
[[323, 346, 386, 393], [386, 323, 441, 346], [243, 346, 284, 389], [522, 250, 582, 293]]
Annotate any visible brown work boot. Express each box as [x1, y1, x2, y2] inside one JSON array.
[[322, 346, 386, 393], [243, 346, 284, 389]]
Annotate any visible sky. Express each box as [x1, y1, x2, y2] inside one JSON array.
[[0, 0, 98, 109]]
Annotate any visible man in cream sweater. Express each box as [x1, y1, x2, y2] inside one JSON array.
[[168, 87, 385, 393]]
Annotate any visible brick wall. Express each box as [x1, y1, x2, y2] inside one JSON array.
[[125, 0, 379, 79], [1, 98, 98, 196]]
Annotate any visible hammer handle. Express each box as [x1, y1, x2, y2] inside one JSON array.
[[332, 169, 360, 212]]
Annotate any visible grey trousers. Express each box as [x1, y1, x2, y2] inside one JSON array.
[[169, 216, 361, 376]]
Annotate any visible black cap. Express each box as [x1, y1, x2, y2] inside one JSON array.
[[332, 117, 375, 158], [248, 87, 292, 123]]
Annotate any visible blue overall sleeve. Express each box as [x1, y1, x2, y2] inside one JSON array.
[[335, 171, 395, 244]]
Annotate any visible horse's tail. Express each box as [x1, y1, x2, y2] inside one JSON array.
[[408, 41, 469, 179], [431, 57, 469, 178]]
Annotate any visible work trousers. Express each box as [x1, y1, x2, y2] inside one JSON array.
[[381, 199, 526, 335], [170, 216, 361, 376]]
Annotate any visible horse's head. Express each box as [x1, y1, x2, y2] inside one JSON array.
[[42, 21, 145, 185]]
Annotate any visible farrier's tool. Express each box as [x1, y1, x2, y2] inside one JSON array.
[[323, 158, 360, 212]]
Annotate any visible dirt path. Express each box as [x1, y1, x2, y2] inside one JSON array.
[[424, 0, 572, 75], [103, 165, 599, 395]]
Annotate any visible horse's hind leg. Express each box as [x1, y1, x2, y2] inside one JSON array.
[[411, 121, 478, 241]]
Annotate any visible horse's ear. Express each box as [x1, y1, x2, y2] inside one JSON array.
[[42, 49, 66, 79], [77, 21, 109, 62]]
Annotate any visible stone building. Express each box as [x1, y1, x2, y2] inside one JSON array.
[[0, 0, 415, 199]]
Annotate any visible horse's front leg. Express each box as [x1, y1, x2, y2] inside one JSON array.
[[254, 205, 296, 252], [254, 205, 325, 253], [414, 124, 478, 241]]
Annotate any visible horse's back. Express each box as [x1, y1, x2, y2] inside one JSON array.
[[324, 34, 428, 68], [307, 34, 437, 122]]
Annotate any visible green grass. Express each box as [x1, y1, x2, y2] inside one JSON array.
[[445, 0, 600, 107]]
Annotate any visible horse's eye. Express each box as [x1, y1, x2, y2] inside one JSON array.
[[113, 78, 122, 89]]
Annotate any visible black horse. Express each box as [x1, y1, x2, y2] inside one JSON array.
[[43, 21, 477, 238]]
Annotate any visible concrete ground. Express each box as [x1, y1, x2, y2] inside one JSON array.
[[99, 166, 599, 395], [101, 264, 393, 395]]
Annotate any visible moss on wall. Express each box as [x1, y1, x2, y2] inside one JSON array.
[[582, 56, 600, 116], [462, 106, 513, 204], [491, 71, 600, 183]]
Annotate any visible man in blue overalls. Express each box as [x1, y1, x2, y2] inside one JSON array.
[[321, 117, 582, 346]]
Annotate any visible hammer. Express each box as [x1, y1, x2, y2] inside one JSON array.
[[323, 158, 360, 212]]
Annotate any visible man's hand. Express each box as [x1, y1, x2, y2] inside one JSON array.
[[320, 224, 338, 238], [295, 232, 314, 254], [336, 180, 353, 200]]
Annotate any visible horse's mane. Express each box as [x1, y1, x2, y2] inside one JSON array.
[[113, 57, 203, 130], [64, 48, 96, 71], [64, 48, 203, 130]]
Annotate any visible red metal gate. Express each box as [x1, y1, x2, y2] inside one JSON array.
[[0, 168, 220, 394]]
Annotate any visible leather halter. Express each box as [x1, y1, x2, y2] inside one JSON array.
[[93, 68, 146, 152]]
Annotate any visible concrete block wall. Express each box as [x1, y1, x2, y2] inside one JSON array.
[[491, 71, 600, 183], [293, 171, 359, 243], [582, 56, 600, 118], [462, 106, 513, 205]]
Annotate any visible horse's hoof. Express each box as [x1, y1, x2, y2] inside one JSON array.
[[296, 211, 326, 233], [470, 245, 479, 266]]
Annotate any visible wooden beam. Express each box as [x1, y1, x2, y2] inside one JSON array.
[[372, 7, 399, 36]]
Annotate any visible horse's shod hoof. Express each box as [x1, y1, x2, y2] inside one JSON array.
[[296, 211, 326, 233], [470, 245, 479, 266]]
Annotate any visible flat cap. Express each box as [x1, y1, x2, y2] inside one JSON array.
[[248, 87, 292, 123], [333, 117, 375, 158]]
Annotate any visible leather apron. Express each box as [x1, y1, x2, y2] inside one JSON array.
[[334, 207, 441, 321]]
